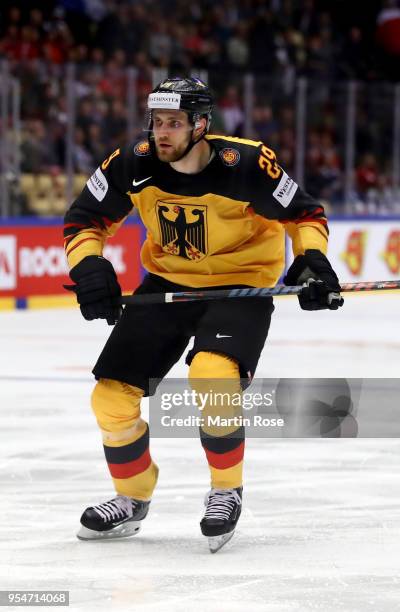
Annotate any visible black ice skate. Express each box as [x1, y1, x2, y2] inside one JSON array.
[[200, 487, 242, 553], [77, 494, 150, 540]]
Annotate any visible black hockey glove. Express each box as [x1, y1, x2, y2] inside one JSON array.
[[67, 255, 122, 325], [284, 249, 344, 311]]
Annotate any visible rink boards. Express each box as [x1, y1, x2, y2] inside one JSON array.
[[0, 216, 400, 309]]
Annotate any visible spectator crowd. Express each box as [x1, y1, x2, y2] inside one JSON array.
[[1, 0, 400, 213]]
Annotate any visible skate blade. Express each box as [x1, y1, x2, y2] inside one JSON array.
[[208, 530, 235, 553], [77, 521, 141, 541]]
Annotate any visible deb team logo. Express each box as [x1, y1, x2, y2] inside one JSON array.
[[219, 148, 240, 166], [134, 140, 151, 156], [0, 235, 17, 290]]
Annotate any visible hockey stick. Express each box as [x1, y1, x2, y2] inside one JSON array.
[[119, 279, 400, 306]]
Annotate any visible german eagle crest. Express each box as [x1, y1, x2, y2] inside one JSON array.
[[157, 201, 207, 260]]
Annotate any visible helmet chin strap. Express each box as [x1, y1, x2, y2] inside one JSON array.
[[173, 126, 206, 162]]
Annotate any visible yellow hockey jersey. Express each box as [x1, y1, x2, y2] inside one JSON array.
[[64, 135, 328, 288]]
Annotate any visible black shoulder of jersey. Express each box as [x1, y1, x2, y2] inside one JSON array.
[[122, 134, 262, 181], [206, 134, 262, 169], [106, 138, 156, 192]]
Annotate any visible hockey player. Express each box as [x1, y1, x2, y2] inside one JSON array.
[[64, 77, 343, 552]]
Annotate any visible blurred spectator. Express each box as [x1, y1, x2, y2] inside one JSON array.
[[42, 25, 72, 64], [376, 0, 400, 56], [28, 8, 46, 39], [76, 97, 96, 133], [356, 153, 380, 197], [169, 24, 189, 71], [182, 23, 204, 65], [97, 53, 127, 99], [1, 0, 400, 214], [248, 11, 277, 73], [20, 119, 59, 173], [16, 25, 41, 61], [84, 0, 108, 22], [276, 28, 306, 74], [226, 23, 249, 68], [133, 51, 154, 96], [149, 22, 172, 66], [0, 25, 20, 59], [338, 27, 369, 79], [252, 106, 279, 142], [294, 0, 319, 38], [218, 85, 244, 135], [87, 123, 107, 167], [376, 0, 400, 80], [101, 99, 128, 149], [94, 3, 135, 56], [1, 5, 22, 35], [305, 32, 333, 80], [73, 127, 95, 174]]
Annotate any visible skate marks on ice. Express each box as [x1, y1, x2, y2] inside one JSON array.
[[1, 431, 399, 611], [1, 298, 400, 610]]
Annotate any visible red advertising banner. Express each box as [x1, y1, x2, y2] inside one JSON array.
[[0, 222, 143, 297]]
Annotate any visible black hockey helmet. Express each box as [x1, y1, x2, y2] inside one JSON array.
[[147, 76, 214, 136]]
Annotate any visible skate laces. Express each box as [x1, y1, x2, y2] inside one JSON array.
[[204, 488, 242, 521], [92, 495, 136, 523]]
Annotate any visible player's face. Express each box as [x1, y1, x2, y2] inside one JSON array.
[[152, 110, 193, 162]]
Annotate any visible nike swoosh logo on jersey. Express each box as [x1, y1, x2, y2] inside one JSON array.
[[132, 176, 152, 186], [216, 333, 232, 338]]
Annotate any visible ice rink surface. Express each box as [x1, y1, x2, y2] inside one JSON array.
[[1, 293, 400, 611]]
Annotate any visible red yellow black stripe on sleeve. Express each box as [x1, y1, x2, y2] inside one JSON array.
[[281, 206, 328, 230]]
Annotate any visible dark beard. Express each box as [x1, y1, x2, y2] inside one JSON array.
[[155, 137, 191, 162]]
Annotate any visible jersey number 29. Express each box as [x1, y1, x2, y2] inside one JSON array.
[[258, 145, 281, 179]]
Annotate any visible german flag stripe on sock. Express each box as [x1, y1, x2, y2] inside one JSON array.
[[108, 448, 152, 479], [104, 425, 152, 478], [204, 441, 245, 470], [103, 425, 149, 464], [200, 426, 244, 453]]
